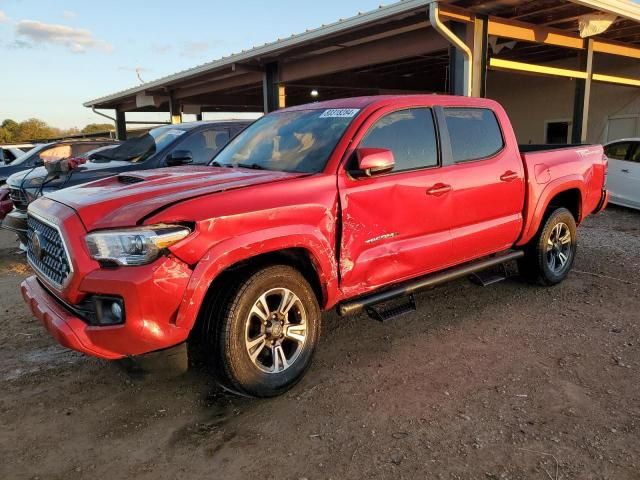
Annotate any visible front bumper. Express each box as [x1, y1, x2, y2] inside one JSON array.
[[22, 253, 194, 359], [1, 209, 28, 244]]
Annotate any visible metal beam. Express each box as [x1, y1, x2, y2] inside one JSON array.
[[472, 14, 489, 98], [169, 93, 181, 124], [280, 28, 447, 83], [488, 58, 588, 79], [572, 39, 594, 144], [115, 111, 127, 140], [175, 72, 263, 100]]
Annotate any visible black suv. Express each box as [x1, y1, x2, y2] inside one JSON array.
[[3, 120, 251, 244]]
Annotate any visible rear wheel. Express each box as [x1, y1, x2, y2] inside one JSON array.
[[518, 207, 577, 286], [205, 265, 321, 397]]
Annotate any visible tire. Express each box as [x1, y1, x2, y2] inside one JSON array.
[[518, 207, 577, 286], [205, 265, 321, 398]]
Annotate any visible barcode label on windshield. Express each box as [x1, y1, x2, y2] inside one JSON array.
[[319, 109, 360, 118]]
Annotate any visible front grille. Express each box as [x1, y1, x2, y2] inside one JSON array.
[[26, 215, 72, 288], [9, 188, 29, 211]]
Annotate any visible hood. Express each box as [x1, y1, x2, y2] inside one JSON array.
[[7, 160, 135, 190], [46, 166, 306, 230]]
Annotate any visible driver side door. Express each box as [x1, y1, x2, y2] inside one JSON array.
[[337, 106, 454, 298]]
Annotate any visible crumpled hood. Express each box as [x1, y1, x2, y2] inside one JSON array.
[[46, 166, 306, 230]]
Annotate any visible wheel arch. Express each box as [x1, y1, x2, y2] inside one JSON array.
[[518, 179, 585, 246], [175, 231, 338, 334]]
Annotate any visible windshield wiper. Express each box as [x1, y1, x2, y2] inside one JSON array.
[[237, 163, 267, 170], [211, 161, 234, 168]]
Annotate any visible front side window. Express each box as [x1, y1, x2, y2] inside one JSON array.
[[444, 108, 504, 163], [175, 129, 231, 164], [212, 109, 357, 173], [605, 142, 631, 161], [360, 108, 438, 172]]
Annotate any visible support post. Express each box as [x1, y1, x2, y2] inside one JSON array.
[[571, 39, 594, 144], [263, 62, 280, 113], [169, 93, 182, 124], [472, 15, 489, 98], [115, 110, 127, 140], [448, 22, 468, 96]]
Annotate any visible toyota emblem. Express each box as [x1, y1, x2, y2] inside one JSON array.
[[31, 230, 45, 260]]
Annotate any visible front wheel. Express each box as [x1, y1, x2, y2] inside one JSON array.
[[207, 265, 321, 397], [518, 207, 577, 286]]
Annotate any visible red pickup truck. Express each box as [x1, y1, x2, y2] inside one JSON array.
[[21, 95, 608, 397]]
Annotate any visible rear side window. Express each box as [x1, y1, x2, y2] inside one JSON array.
[[605, 142, 631, 161], [361, 108, 438, 172], [444, 108, 504, 163]]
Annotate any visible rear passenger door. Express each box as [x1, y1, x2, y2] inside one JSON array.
[[338, 106, 454, 296], [440, 107, 525, 263]]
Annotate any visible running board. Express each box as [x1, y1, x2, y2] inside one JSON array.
[[337, 250, 524, 317]]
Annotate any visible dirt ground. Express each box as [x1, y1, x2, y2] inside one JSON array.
[[0, 207, 638, 480]]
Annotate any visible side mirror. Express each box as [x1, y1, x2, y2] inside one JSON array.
[[355, 148, 395, 177], [166, 150, 194, 166]]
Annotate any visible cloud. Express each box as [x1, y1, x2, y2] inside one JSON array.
[[62, 10, 77, 19], [151, 43, 172, 54], [0, 10, 10, 23], [181, 41, 209, 58], [15, 20, 112, 53], [7, 39, 34, 49]]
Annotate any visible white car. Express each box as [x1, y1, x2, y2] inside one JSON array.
[[604, 139, 640, 210], [0, 144, 34, 165]]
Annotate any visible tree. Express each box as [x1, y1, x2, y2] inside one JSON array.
[[14, 118, 57, 142], [0, 119, 19, 143], [82, 123, 115, 134]]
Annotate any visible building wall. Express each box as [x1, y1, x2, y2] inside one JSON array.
[[487, 54, 640, 145]]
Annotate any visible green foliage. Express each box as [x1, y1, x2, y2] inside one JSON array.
[[82, 123, 115, 134], [0, 118, 115, 143]]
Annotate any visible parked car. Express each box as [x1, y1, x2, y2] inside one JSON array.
[[0, 144, 34, 165], [604, 138, 640, 210], [20, 95, 608, 397], [0, 140, 117, 186], [3, 121, 250, 244], [0, 185, 11, 221]]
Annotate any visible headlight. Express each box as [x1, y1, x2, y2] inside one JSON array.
[[85, 224, 191, 266]]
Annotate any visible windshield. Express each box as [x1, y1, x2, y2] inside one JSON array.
[[91, 125, 188, 163], [211, 109, 359, 173]]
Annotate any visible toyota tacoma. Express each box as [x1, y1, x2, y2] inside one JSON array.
[[20, 95, 609, 397]]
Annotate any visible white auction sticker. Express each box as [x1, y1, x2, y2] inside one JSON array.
[[319, 109, 360, 118]]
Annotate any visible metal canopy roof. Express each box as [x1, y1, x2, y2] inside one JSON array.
[[84, 0, 640, 110]]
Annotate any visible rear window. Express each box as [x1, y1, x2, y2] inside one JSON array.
[[444, 108, 504, 163]]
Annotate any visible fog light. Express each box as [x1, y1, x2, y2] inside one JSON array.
[[94, 296, 125, 326]]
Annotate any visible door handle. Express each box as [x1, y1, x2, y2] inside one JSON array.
[[500, 171, 519, 182], [426, 183, 452, 196], [622, 169, 630, 173]]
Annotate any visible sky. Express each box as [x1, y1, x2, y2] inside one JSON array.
[[0, 0, 387, 129]]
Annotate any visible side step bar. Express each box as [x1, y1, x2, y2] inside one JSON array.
[[337, 250, 524, 317]]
